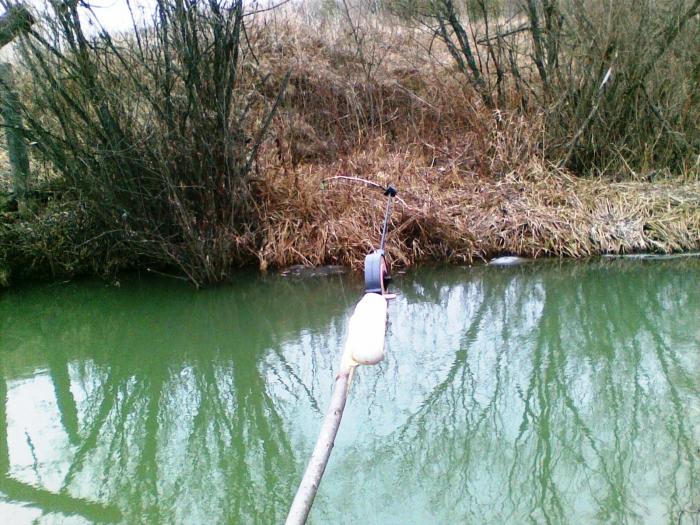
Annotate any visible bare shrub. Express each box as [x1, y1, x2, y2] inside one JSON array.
[[392, 0, 700, 176], [14, 0, 288, 286]]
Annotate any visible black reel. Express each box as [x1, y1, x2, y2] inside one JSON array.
[[364, 185, 397, 295], [364, 250, 388, 294]]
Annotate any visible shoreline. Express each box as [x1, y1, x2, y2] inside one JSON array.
[[3, 251, 700, 291], [2, 165, 699, 288], [250, 162, 700, 272]]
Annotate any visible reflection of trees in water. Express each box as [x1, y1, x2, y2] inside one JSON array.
[[375, 260, 700, 524], [1, 261, 698, 523], [0, 273, 356, 523], [0, 365, 7, 477], [0, 360, 122, 522]]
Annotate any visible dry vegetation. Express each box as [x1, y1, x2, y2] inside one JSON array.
[[254, 132, 700, 270], [250, 7, 700, 270], [0, 0, 699, 286]]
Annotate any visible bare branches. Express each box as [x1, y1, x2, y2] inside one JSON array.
[[433, 0, 493, 107], [0, 4, 33, 49], [14, 0, 289, 285], [562, 65, 614, 167]]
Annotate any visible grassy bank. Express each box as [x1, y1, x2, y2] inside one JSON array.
[[4, 156, 698, 284], [1, 0, 699, 286], [255, 152, 700, 270]]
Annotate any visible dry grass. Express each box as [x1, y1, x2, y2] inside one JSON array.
[[253, 144, 700, 271], [247, 16, 700, 272], [2, 7, 699, 285]]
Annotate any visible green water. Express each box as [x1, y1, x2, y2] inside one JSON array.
[[0, 259, 698, 525]]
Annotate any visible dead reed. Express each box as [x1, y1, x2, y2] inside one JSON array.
[[249, 14, 699, 271], [253, 144, 700, 271], [1, 2, 699, 286]]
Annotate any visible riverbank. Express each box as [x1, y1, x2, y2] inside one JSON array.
[[2, 159, 699, 286], [254, 157, 700, 270], [1, 8, 699, 286]]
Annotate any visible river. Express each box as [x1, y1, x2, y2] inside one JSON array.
[[0, 258, 698, 524]]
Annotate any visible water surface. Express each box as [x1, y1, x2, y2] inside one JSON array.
[[0, 259, 698, 524]]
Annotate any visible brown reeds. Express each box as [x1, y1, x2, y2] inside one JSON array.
[[248, 13, 699, 271], [1, 2, 699, 286], [253, 147, 700, 271]]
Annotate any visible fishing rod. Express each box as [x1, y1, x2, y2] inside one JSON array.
[[364, 185, 397, 295], [285, 184, 398, 525]]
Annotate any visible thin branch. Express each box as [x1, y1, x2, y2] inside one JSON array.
[[243, 0, 294, 17], [562, 65, 614, 167], [322, 176, 410, 208], [476, 24, 530, 45]]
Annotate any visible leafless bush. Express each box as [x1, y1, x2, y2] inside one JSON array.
[[394, 0, 700, 176], [14, 0, 288, 286]]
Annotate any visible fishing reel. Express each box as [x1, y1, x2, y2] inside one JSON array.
[[364, 249, 389, 294], [364, 186, 397, 295]]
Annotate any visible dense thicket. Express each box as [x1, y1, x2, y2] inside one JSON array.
[[12, 0, 287, 286], [386, 0, 700, 174], [0, 0, 698, 286]]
